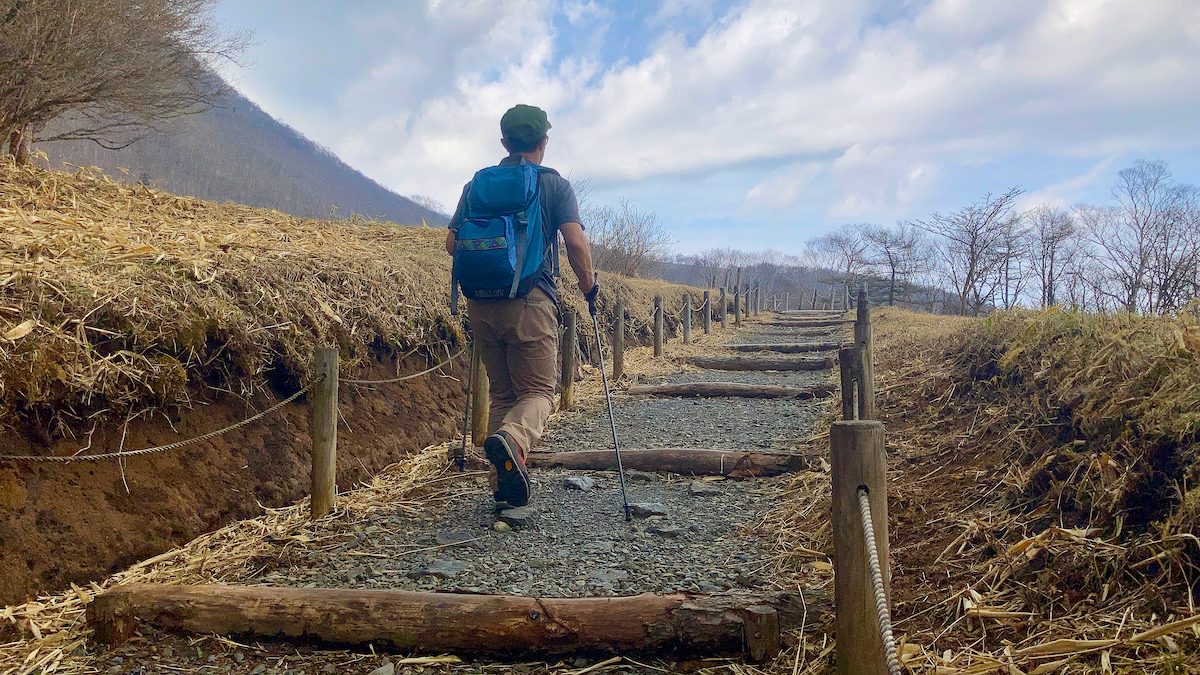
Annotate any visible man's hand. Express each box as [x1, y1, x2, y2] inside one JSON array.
[[444, 229, 456, 256], [585, 283, 600, 316]]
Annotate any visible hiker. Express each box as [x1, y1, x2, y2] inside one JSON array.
[[445, 104, 597, 508]]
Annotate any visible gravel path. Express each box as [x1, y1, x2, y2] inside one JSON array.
[[94, 318, 832, 674]]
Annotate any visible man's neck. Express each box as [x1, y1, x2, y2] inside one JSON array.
[[509, 151, 544, 164]]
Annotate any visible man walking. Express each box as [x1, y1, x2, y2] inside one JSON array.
[[446, 104, 596, 508]]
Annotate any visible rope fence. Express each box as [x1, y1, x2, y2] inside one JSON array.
[[0, 378, 322, 464], [341, 348, 465, 386], [858, 487, 901, 675]]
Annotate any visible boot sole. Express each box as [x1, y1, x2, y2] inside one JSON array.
[[484, 434, 530, 507]]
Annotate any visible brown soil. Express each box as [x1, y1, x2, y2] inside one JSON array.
[[0, 353, 465, 605]]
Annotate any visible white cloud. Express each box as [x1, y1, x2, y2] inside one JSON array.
[[236, 0, 1200, 223]]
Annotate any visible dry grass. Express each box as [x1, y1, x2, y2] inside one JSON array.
[[0, 161, 704, 445], [762, 306, 1200, 673]]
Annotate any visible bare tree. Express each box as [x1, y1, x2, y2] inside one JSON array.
[[915, 187, 1023, 316], [1025, 205, 1078, 307], [810, 224, 870, 298], [864, 223, 925, 306], [586, 199, 674, 278], [0, 0, 247, 163]]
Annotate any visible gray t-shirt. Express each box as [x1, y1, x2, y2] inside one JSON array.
[[448, 155, 581, 301]]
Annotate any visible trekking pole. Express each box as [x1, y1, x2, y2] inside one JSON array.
[[589, 273, 632, 521], [454, 341, 475, 471]]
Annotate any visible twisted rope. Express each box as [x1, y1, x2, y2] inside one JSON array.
[[0, 378, 322, 464], [342, 348, 465, 386], [858, 487, 902, 675]]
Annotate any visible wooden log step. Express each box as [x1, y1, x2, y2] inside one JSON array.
[[684, 355, 835, 371], [628, 381, 835, 399], [725, 342, 844, 354], [763, 319, 854, 328], [527, 448, 808, 478], [88, 584, 789, 662]]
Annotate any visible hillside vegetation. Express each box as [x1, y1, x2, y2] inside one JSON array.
[[0, 161, 696, 445], [881, 308, 1200, 671]]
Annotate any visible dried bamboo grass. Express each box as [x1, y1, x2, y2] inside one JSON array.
[[761, 307, 1200, 674], [0, 162, 705, 444]]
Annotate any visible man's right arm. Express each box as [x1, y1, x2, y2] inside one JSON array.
[[445, 184, 469, 256], [560, 222, 595, 295]]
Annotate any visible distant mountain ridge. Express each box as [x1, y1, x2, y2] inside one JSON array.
[[40, 87, 445, 226]]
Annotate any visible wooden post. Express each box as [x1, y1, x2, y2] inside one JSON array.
[[470, 346, 489, 446], [613, 296, 625, 380], [831, 420, 890, 675], [745, 284, 752, 317], [310, 348, 339, 519], [783, 292, 789, 311], [733, 286, 741, 326], [855, 287, 876, 420], [843, 285, 850, 312], [719, 287, 727, 328], [811, 287, 818, 310], [682, 293, 692, 344], [702, 290, 712, 334], [838, 346, 862, 420], [653, 296, 664, 357], [560, 309, 577, 410]]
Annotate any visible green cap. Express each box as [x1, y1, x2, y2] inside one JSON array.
[[500, 104, 551, 145]]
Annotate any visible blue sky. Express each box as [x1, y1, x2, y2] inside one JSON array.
[[212, 0, 1200, 255]]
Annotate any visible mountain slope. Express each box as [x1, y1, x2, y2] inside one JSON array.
[[39, 89, 444, 226]]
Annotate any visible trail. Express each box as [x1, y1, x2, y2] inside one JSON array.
[[86, 310, 848, 675]]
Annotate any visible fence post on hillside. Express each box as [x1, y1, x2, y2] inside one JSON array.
[[613, 295, 625, 380], [811, 287, 818, 310], [719, 287, 727, 328], [703, 290, 712, 335], [827, 287, 835, 310], [560, 309, 578, 410], [855, 286, 876, 420], [470, 346, 489, 446], [746, 284, 752, 317], [682, 293, 692, 344], [733, 286, 742, 327], [783, 292, 789, 311], [839, 346, 863, 420], [653, 296, 664, 357], [310, 348, 339, 519], [831, 420, 890, 675]]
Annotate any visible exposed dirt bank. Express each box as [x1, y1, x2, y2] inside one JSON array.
[[0, 353, 464, 605]]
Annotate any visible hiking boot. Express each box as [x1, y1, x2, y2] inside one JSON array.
[[484, 430, 531, 507]]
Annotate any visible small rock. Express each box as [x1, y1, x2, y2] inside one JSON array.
[[688, 481, 721, 496], [698, 581, 722, 593], [233, 651, 245, 663], [410, 558, 469, 579], [588, 568, 630, 584], [563, 476, 596, 491], [498, 506, 536, 528], [628, 502, 669, 518], [626, 470, 657, 482], [161, 646, 174, 658], [370, 662, 395, 675], [492, 521, 512, 532], [435, 529, 474, 546], [249, 667, 267, 675], [647, 525, 687, 538]]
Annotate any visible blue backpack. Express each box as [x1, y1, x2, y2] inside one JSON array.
[[453, 162, 557, 301]]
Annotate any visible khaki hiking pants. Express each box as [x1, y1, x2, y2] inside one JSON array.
[[466, 288, 559, 456]]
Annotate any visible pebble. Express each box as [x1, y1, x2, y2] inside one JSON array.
[[647, 525, 688, 538], [628, 502, 669, 518], [563, 475, 596, 491], [626, 470, 657, 482], [434, 529, 475, 545], [370, 662, 396, 675], [688, 481, 722, 496], [492, 521, 512, 532], [410, 559, 469, 579], [497, 506, 536, 528]]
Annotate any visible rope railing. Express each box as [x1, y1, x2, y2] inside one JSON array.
[[341, 348, 465, 386], [0, 377, 323, 464], [858, 487, 901, 675]]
